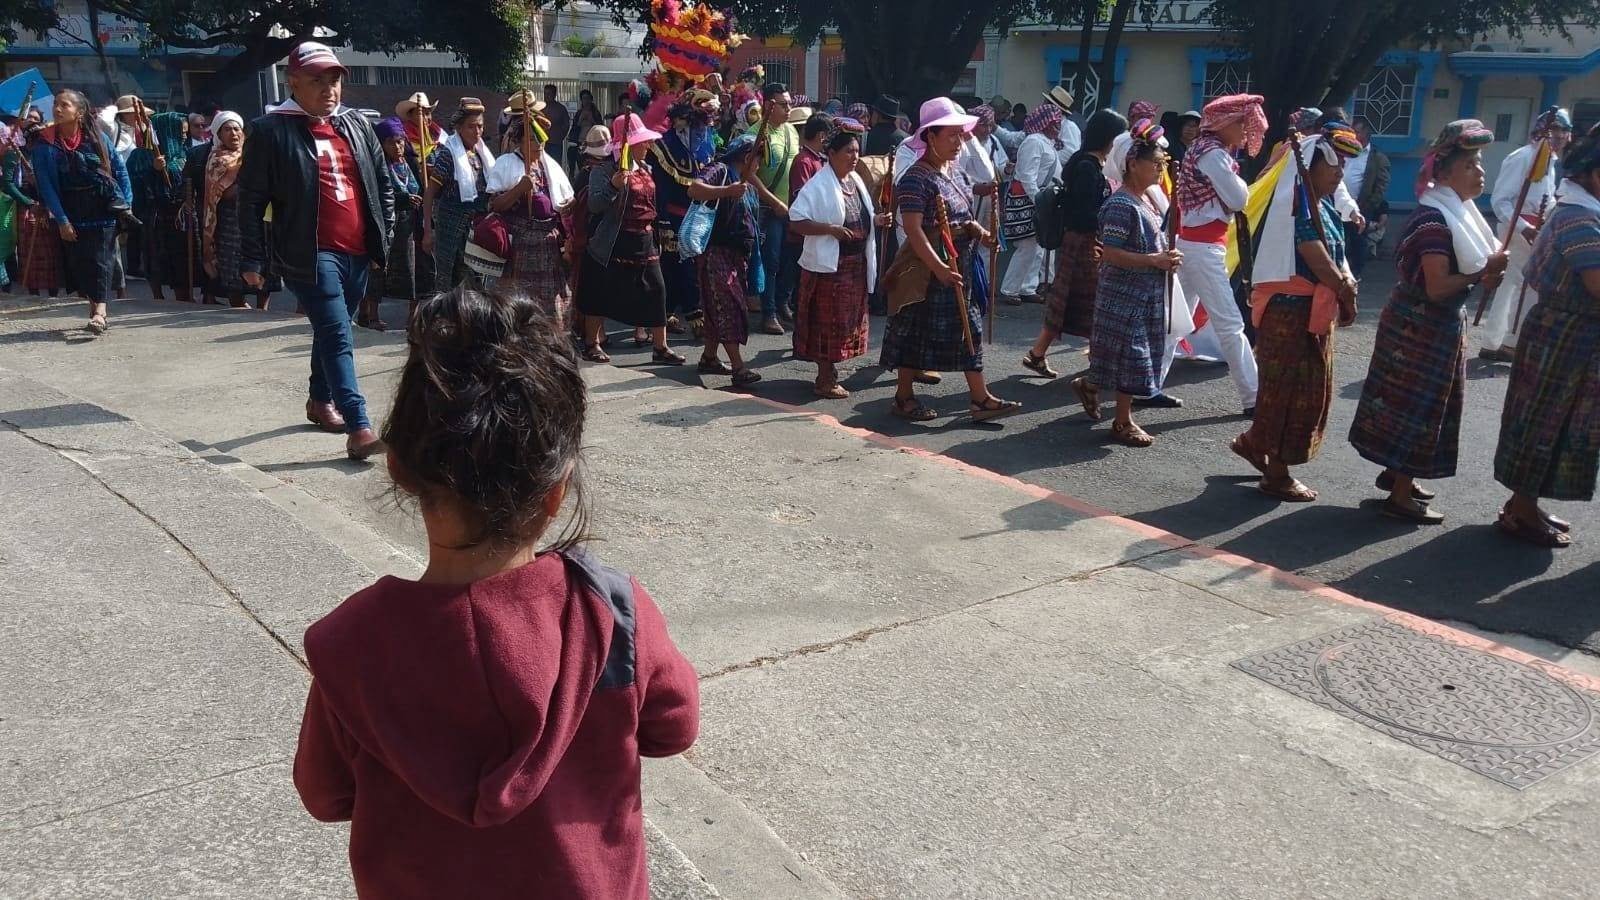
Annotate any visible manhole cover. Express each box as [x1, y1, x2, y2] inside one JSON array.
[[1234, 619, 1600, 789]]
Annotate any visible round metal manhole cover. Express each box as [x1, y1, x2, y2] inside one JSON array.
[[1313, 636, 1594, 748]]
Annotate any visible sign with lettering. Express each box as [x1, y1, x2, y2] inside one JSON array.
[[1134, 1, 1215, 30]]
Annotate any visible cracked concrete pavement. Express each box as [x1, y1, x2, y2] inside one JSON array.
[[3, 297, 1599, 898]]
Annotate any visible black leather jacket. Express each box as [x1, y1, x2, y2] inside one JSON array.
[[237, 109, 394, 283]]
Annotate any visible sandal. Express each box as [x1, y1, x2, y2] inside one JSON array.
[[913, 370, 942, 385], [581, 345, 612, 363], [697, 356, 732, 375], [85, 314, 108, 335], [1259, 477, 1317, 503], [1379, 499, 1445, 525], [1071, 377, 1101, 421], [1376, 471, 1436, 502], [1496, 511, 1572, 548], [970, 396, 1022, 422], [1546, 512, 1573, 534], [1230, 434, 1268, 475], [633, 330, 651, 347], [814, 382, 849, 399], [730, 368, 762, 388], [652, 347, 687, 365], [891, 395, 938, 422], [667, 315, 687, 335], [1021, 351, 1059, 379], [1111, 421, 1155, 448]]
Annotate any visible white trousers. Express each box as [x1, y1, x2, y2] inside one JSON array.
[[1001, 237, 1046, 297], [1166, 238, 1259, 408], [1479, 231, 1535, 351]]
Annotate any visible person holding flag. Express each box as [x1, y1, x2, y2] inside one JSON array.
[[1225, 120, 1363, 503], [1478, 106, 1573, 362]]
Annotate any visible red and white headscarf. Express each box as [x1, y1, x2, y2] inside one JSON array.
[[1200, 93, 1267, 157], [1024, 102, 1064, 149]]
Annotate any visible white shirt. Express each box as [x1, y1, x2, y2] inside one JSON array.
[[1492, 142, 1557, 228], [1180, 147, 1250, 228], [1343, 147, 1369, 198], [1014, 132, 1062, 198], [995, 125, 1025, 155], [1056, 119, 1082, 167]]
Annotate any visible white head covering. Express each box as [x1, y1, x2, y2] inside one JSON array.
[[210, 111, 244, 135]]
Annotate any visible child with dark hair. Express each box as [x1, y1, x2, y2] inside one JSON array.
[[293, 286, 700, 898]]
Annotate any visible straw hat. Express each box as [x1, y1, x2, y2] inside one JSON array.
[[395, 92, 435, 118], [786, 106, 815, 126], [1044, 85, 1075, 113], [114, 94, 140, 114], [503, 89, 546, 117]]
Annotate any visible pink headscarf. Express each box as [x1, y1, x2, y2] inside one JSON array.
[[969, 104, 997, 130], [1127, 100, 1159, 124], [1200, 93, 1267, 157], [1024, 102, 1064, 148]]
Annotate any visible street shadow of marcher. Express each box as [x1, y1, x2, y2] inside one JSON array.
[[1491, 560, 1600, 652], [0, 401, 131, 429], [0, 327, 91, 347], [1217, 501, 1416, 575], [1134, 473, 1289, 544], [1333, 524, 1582, 643]]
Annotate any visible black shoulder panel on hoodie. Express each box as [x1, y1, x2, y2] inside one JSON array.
[[567, 551, 638, 691]]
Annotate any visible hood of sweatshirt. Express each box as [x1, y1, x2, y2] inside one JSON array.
[[302, 551, 617, 827]]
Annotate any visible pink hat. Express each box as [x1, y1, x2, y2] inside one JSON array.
[[286, 41, 347, 76], [904, 97, 979, 152], [607, 113, 662, 157]]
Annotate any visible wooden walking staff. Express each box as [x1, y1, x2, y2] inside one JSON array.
[[933, 195, 975, 355], [987, 185, 999, 345], [1163, 156, 1179, 334], [1474, 138, 1551, 325], [1510, 190, 1553, 336], [131, 97, 170, 188]]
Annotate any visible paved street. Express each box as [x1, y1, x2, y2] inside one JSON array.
[[560, 259, 1600, 655], [4, 290, 1600, 898]]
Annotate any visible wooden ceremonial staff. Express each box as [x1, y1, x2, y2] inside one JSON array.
[[987, 180, 999, 345], [184, 180, 196, 301], [934, 195, 975, 354], [1509, 190, 1553, 335], [132, 97, 170, 188], [15, 82, 42, 292], [1474, 137, 1550, 326], [521, 90, 535, 215], [1163, 155, 1179, 334]]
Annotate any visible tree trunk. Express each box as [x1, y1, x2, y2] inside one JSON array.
[[1094, 0, 1134, 113], [832, 0, 992, 114], [85, 0, 120, 102], [1072, 0, 1097, 109], [196, 33, 305, 112]]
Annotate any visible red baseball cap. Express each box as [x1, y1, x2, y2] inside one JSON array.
[[287, 41, 347, 76]]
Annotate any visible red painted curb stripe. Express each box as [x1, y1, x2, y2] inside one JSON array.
[[736, 392, 1600, 694]]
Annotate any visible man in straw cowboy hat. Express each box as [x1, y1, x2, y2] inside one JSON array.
[[1043, 84, 1082, 160]]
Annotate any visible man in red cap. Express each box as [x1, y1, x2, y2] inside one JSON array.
[[238, 41, 395, 460]]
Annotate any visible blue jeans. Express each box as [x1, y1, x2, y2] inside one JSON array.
[[758, 208, 787, 320], [288, 251, 371, 433]]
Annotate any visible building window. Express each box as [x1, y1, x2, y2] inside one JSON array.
[[750, 58, 794, 90], [1202, 60, 1252, 106], [1056, 62, 1100, 114], [1352, 63, 1418, 138], [1572, 100, 1600, 136], [823, 59, 848, 103], [373, 66, 475, 88]]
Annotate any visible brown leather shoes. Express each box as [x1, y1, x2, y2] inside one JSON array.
[[346, 428, 387, 461], [306, 400, 346, 434]]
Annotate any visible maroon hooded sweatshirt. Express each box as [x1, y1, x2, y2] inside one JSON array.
[[294, 550, 700, 898]]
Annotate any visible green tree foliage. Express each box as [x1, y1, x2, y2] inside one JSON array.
[[1206, 0, 1600, 161], [4, 0, 529, 97]]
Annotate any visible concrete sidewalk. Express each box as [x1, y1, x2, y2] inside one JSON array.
[[3, 297, 1599, 898]]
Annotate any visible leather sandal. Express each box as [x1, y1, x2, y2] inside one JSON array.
[[1496, 511, 1572, 548], [891, 395, 937, 421], [1021, 351, 1059, 379], [1376, 470, 1436, 501], [581, 345, 611, 363], [1071, 377, 1101, 421], [1259, 477, 1317, 503], [1230, 434, 1268, 475], [1379, 499, 1445, 525], [970, 396, 1022, 422], [1111, 421, 1154, 447]]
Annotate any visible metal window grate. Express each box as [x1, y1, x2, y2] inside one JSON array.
[[1352, 64, 1418, 138], [1203, 60, 1252, 106]]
